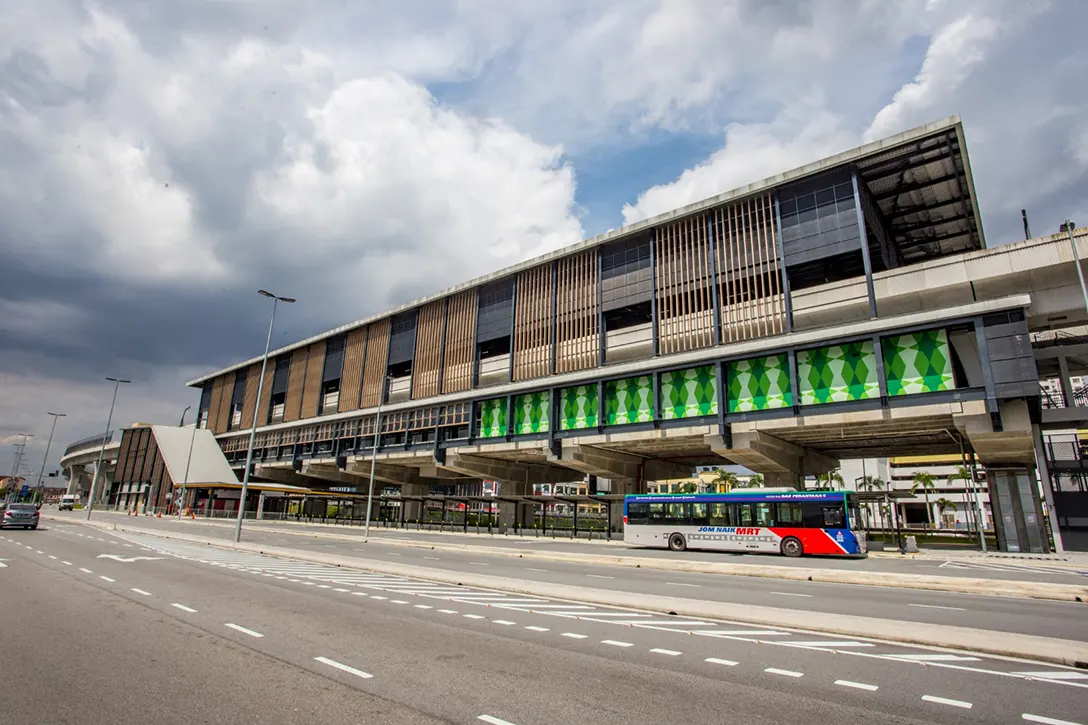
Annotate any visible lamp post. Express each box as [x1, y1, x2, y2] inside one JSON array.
[[5, 434, 32, 505], [33, 412, 66, 504], [1066, 222, 1088, 314], [86, 377, 130, 519], [364, 375, 392, 538], [234, 289, 294, 543], [180, 405, 191, 427]]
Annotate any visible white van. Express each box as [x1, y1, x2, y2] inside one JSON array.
[[59, 495, 78, 511]]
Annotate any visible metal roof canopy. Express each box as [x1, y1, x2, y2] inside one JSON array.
[[187, 116, 981, 388]]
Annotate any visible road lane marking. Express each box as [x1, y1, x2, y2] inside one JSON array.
[[225, 623, 264, 638], [317, 584, 331, 589], [131, 588, 151, 596], [651, 648, 682, 656], [493, 620, 516, 626], [48, 555, 56, 560], [333, 588, 349, 593], [352, 592, 368, 597], [478, 716, 516, 725], [909, 603, 966, 611], [99, 576, 115, 582], [171, 603, 197, 613], [666, 582, 701, 588], [922, 695, 972, 709], [561, 632, 588, 639], [765, 668, 803, 678], [414, 605, 433, 609], [390, 600, 408, 604], [525, 626, 549, 632], [463, 614, 485, 620], [438, 609, 459, 614], [791, 641, 874, 648], [79, 568, 92, 573], [705, 658, 738, 667], [770, 591, 812, 598], [889, 654, 980, 662], [835, 680, 879, 691], [314, 656, 373, 680], [62, 561, 72, 565], [525, 568, 548, 572], [469, 562, 489, 566], [602, 640, 633, 647], [696, 629, 787, 636], [1022, 715, 1083, 725], [423, 556, 440, 560], [34, 550, 43, 554], [585, 574, 614, 579], [369, 595, 387, 600], [1014, 671, 1088, 681]]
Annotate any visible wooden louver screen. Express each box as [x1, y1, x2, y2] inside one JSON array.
[[360, 318, 391, 408], [338, 327, 368, 412], [655, 213, 715, 355], [513, 265, 553, 381], [714, 193, 785, 342], [282, 348, 309, 423], [442, 289, 477, 394], [412, 300, 445, 399], [240, 364, 261, 431], [299, 340, 326, 419], [255, 362, 275, 428], [555, 250, 599, 373], [213, 375, 233, 434], [140, 431, 156, 481]]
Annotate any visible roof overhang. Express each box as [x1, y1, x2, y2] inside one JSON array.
[[187, 115, 980, 388]]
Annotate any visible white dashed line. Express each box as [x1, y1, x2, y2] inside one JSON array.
[[922, 695, 972, 709], [99, 576, 115, 582], [225, 623, 264, 638], [493, 620, 516, 626], [469, 562, 489, 566], [909, 603, 966, 611], [438, 609, 459, 614], [770, 591, 812, 598], [561, 633, 588, 639], [131, 588, 151, 596], [791, 641, 874, 649], [463, 614, 485, 620], [317, 584, 331, 589], [314, 656, 373, 680], [525, 626, 550, 632], [889, 654, 980, 662], [835, 680, 879, 692], [765, 668, 803, 678], [352, 592, 368, 597], [34, 550, 43, 554], [650, 648, 682, 656], [665, 582, 701, 588], [333, 588, 349, 593], [1022, 715, 1083, 725], [414, 605, 433, 609], [171, 603, 197, 613], [62, 561, 72, 566], [705, 658, 739, 667], [478, 716, 517, 725], [525, 568, 548, 572], [370, 596, 387, 600], [79, 568, 92, 574], [602, 640, 633, 647], [391, 600, 409, 605], [585, 574, 614, 579], [424, 556, 440, 560], [48, 555, 56, 560]]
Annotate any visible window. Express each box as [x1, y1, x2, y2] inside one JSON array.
[[754, 502, 775, 527], [690, 502, 708, 526], [230, 406, 242, 428], [737, 503, 753, 526], [648, 503, 665, 524], [709, 502, 734, 526], [822, 505, 845, 528], [627, 502, 649, 525], [664, 503, 689, 525], [776, 502, 803, 525]]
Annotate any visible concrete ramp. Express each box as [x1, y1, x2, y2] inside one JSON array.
[[151, 425, 238, 486]]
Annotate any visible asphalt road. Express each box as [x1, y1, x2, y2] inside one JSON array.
[[3, 524, 1087, 725], [58, 511, 1088, 642]]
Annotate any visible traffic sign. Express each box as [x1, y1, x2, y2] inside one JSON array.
[[19, 484, 28, 497]]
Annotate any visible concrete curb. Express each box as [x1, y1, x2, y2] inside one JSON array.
[[76, 519, 1088, 667], [60, 513, 1088, 602]]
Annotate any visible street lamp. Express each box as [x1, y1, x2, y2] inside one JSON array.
[[179, 405, 191, 427], [178, 416, 198, 519], [364, 375, 392, 538], [235, 289, 295, 543], [34, 412, 66, 504], [5, 434, 32, 505], [86, 377, 130, 519]]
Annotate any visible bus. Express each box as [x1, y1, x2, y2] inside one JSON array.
[[623, 490, 867, 558]]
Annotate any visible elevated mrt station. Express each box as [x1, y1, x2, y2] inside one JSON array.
[[187, 115, 1088, 553]]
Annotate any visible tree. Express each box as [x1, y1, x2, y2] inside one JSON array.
[[817, 470, 844, 490], [679, 481, 699, 494], [748, 473, 764, 488], [858, 475, 885, 529], [712, 469, 737, 493], [935, 497, 958, 528], [947, 465, 975, 531], [911, 471, 938, 527]]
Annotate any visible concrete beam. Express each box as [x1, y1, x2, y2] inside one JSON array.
[[255, 466, 313, 488], [545, 443, 692, 482], [301, 462, 366, 489], [440, 451, 572, 485], [347, 460, 426, 487], [706, 431, 838, 479], [955, 399, 1036, 465]]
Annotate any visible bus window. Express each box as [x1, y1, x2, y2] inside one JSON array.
[[737, 503, 753, 526], [649, 503, 665, 524], [709, 502, 733, 526], [627, 502, 649, 525], [690, 503, 708, 526], [776, 502, 803, 525], [754, 502, 775, 527], [665, 503, 689, 525], [822, 505, 845, 528]]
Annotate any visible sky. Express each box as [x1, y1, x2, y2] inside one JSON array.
[[2, 0, 1087, 477]]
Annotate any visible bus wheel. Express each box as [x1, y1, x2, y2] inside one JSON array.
[[668, 533, 687, 552], [781, 537, 803, 558]]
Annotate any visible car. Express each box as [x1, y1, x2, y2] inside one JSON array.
[[1, 503, 40, 530], [59, 495, 78, 511]]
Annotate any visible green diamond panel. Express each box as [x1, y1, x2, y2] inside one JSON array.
[[513, 391, 551, 434], [661, 365, 718, 420], [882, 329, 955, 396], [797, 340, 879, 405], [605, 376, 654, 426], [559, 385, 598, 431], [727, 354, 793, 412], [477, 397, 507, 438]]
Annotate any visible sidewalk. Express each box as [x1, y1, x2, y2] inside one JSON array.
[[67, 515, 1088, 667], [61, 511, 1088, 602]]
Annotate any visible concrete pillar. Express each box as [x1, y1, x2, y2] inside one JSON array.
[[1058, 354, 1075, 408], [401, 483, 428, 523], [257, 493, 266, 520], [1033, 424, 1064, 553]]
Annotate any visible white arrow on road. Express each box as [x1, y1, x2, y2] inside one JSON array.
[[96, 555, 164, 563]]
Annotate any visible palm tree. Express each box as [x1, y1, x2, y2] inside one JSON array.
[[712, 469, 737, 493], [935, 497, 957, 529], [911, 471, 938, 528], [947, 465, 975, 532], [817, 470, 844, 490], [749, 473, 764, 488], [679, 481, 698, 494], [858, 475, 885, 529]]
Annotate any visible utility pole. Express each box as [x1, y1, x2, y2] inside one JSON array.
[[5, 434, 32, 504], [34, 413, 66, 503]]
